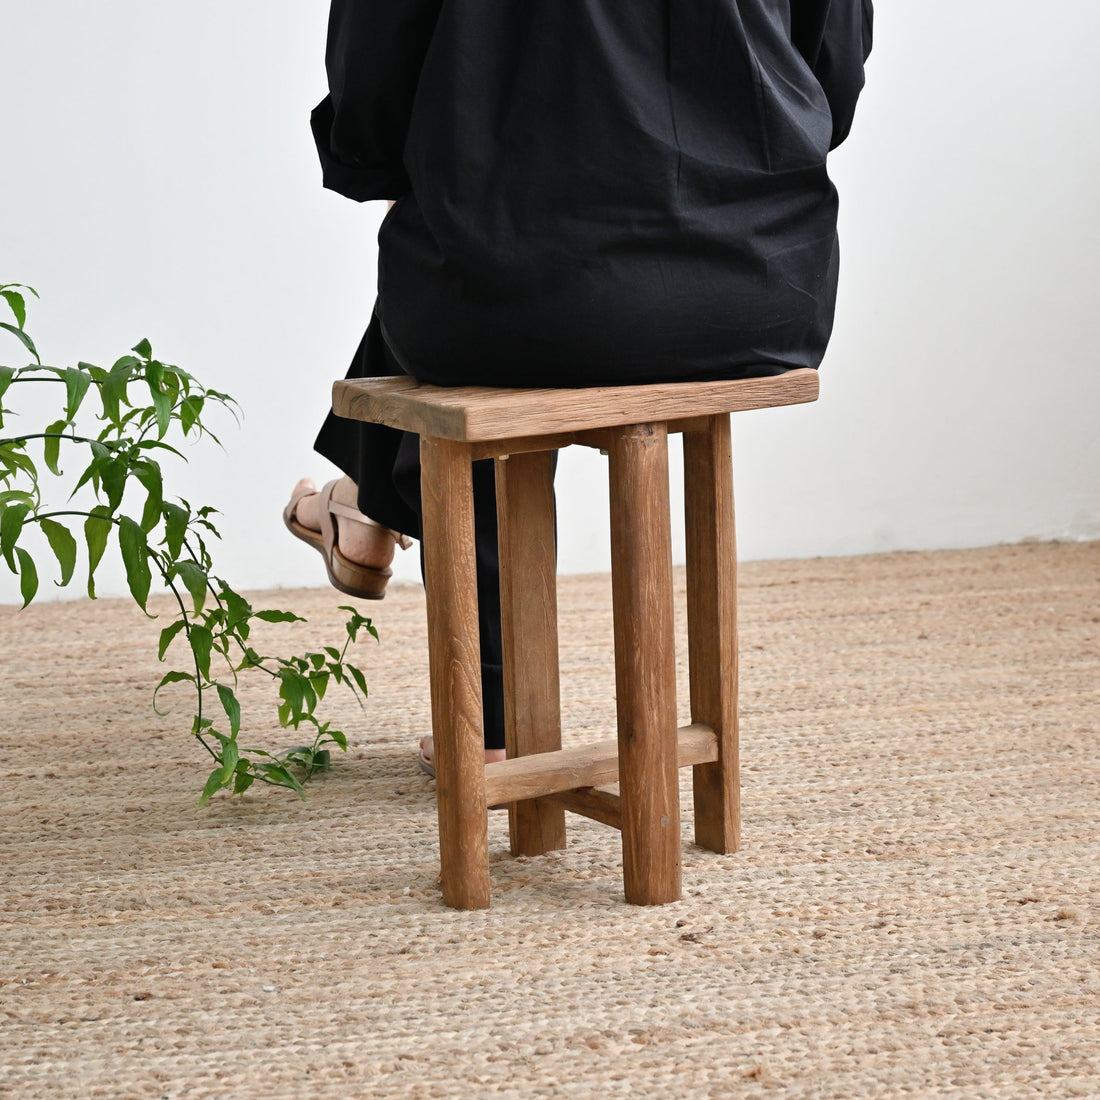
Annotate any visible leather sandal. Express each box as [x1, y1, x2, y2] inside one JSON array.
[[417, 744, 437, 779], [283, 479, 413, 600]]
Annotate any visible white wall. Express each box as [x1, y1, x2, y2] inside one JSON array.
[[2, 0, 1098, 604]]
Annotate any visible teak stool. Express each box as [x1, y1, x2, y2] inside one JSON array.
[[333, 369, 819, 909]]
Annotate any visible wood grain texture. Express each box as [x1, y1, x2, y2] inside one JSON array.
[[684, 415, 741, 853], [332, 369, 819, 441], [419, 436, 490, 910], [467, 420, 726, 461], [607, 423, 681, 905], [482, 724, 717, 806], [495, 450, 567, 856]]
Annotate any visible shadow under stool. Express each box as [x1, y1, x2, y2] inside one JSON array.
[[333, 369, 819, 909]]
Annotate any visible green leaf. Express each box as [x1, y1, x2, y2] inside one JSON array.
[[215, 683, 241, 738], [347, 663, 369, 700], [232, 768, 255, 795], [277, 669, 306, 722], [152, 669, 194, 713], [339, 606, 378, 643], [100, 453, 128, 512], [71, 440, 107, 497], [0, 442, 37, 482], [236, 647, 261, 671], [135, 437, 185, 462], [119, 405, 148, 430], [0, 489, 34, 510], [42, 418, 69, 476], [258, 762, 304, 796], [170, 364, 196, 394], [220, 584, 252, 631], [326, 728, 348, 752], [219, 738, 239, 782], [199, 765, 228, 806], [160, 366, 180, 409], [110, 354, 141, 376], [15, 546, 38, 607], [0, 321, 40, 364], [194, 515, 221, 540], [174, 560, 208, 613], [64, 367, 92, 422], [158, 619, 186, 660], [0, 365, 15, 403], [280, 744, 312, 765], [0, 289, 26, 329], [179, 394, 204, 435], [162, 501, 189, 559], [301, 677, 317, 716], [39, 518, 77, 586], [118, 516, 152, 610], [143, 359, 172, 439], [254, 609, 305, 624], [311, 670, 330, 702], [1, 501, 30, 569], [133, 459, 163, 533], [132, 338, 153, 359], [151, 390, 171, 439], [280, 745, 329, 772], [188, 624, 213, 681], [84, 506, 112, 598], [98, 361, 129, 426]]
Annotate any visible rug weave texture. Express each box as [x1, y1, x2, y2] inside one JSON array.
[[1, 542, 1098, 1098]]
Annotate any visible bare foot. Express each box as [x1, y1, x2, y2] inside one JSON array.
[[419, 736, 507, 769], [291, 476, 402, 570]]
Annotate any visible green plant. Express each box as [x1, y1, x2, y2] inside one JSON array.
[[0, 283, 375, 802]]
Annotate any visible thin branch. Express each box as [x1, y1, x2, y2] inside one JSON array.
[[1, 432, 101, 448]]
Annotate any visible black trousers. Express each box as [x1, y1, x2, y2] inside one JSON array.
[[315, 310, 552, 752]]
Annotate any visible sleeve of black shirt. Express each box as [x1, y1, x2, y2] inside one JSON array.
[[791, 0, 874, 149], [310, 0, 444, 202]]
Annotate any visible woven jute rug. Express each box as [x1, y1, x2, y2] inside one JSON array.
[[1, 542, 1097, 1099]]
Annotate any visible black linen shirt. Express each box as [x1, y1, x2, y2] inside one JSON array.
[[312, 0, 872, 387]]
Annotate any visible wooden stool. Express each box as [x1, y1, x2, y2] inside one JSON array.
[[333, 369, 819, 909]]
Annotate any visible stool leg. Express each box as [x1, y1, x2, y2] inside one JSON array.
[[607, 423, 681, 905], [495, 450, 568, 856], [684, 414, 740, 853], [420, 436, 490, 910]]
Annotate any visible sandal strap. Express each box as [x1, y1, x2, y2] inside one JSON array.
[[328, 497, 414, 550]]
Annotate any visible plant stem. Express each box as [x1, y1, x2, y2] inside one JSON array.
[[32, 508, 120, 525], [2, 432, 101, 448], [157, 560, 217, 764]]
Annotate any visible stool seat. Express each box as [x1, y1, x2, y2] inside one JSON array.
[[333, 368, 819, 909], [332, 369, 818, 441]]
